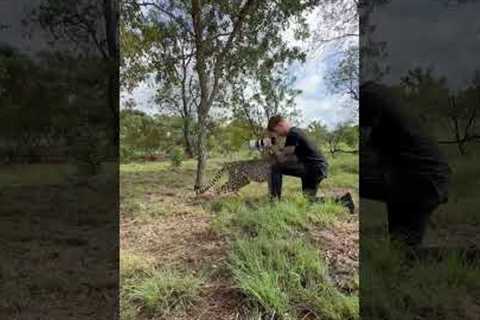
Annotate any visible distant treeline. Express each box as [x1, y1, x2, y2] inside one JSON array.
[[0, 45, 115, 164], [120, 109, 359, 163]]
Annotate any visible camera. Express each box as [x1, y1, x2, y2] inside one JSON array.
[[248, 137, 276, 151]]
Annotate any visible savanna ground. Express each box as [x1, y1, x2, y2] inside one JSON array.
[[361, 146, 480, 320], [1, 149, 478, 319], [120, 154, 360, 320], [121, 146, 480, 320], [0, 163, 117, 319]]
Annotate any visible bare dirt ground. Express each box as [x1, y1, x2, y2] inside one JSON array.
[[120, 183, 360, 319], [121, 214, 243, 320], [0, 182, 117, 319], [311, 218, 359, 293], [121, 186, 246, 320]]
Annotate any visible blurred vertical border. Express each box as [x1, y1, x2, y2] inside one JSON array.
[[0, 1, 119, 318]]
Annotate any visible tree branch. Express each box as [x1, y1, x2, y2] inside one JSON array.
[[207, 0, 258, 107], [138, 1, 193, 36]]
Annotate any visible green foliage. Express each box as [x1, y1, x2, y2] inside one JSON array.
[[208, 119, 257, 156], [120, 110, 187, 162], [326, 122, 359, 156], [326, 45, 359, 106], [169, 147, 185, 168], [0, 45, 113, 163], [71, 127, 106, 176], [398, 67, 480, 154], [120, 110, 162, 161]]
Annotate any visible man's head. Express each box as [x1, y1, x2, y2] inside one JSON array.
[[267, 115, 290, 137]]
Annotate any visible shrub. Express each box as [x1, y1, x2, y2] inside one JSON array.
[[169, 147, 185, 168]]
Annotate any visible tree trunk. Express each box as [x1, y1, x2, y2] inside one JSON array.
[[458, 140, 466, 155], [180, 57, 194, 158], [103, 0, 119, 155], [192, 0, 210, 189], [195, 109, 208, 188], [182, 118, 194, 158]]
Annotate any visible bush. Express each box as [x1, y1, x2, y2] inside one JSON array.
[[169, 147, 185, 168]]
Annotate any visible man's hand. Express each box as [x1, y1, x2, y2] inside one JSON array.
[[274, 146, 295, 163], [273, 150, 285, 163]]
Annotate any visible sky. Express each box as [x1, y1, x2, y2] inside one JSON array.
[[370, 0, 480, 90], [0, 0, 46, 54], [122, 5, 358, 129]]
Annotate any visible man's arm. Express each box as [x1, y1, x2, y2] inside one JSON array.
[[273, 146, 295, 163]]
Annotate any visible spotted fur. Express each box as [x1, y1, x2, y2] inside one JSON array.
[[194, 159, 273, 195]]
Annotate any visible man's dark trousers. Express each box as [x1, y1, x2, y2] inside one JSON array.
[[270, 159, 325, 200], [360, 169, 449, 247]]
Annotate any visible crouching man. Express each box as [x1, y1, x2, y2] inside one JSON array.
[[360, 81, 451, 248], [267, 115, 354, 213]]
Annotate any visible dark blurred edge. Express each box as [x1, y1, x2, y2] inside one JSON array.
[[360, 0, 480, 319], [0, 1, 119, 319]]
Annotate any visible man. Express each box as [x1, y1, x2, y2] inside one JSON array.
[[360, 81, 451, 248], [267, 115, 354, 213]]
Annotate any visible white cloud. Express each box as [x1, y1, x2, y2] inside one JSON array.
[[295, 69, 324, 97], [121, 77, 157, 113], [290, 44, 354, 128], [296, 93, 352, 129]]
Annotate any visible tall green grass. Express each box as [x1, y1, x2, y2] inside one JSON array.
[[126, 270, 203, 317], [212, 195, 358, 320], [360, 149, 480, 319], [120, 252, 204, 319], [361, 238, 480, 320]]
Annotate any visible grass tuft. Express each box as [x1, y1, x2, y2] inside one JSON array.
[[123, 269, 203, 318], [120, 251, 155, 280]]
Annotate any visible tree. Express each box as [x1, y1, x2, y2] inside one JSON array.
[[400, 67, 450, 124], [326, 122, 359, 157], [121, 2, 200, 157], [150, 31, 199, 158], [358, 0, 390, 82], [307, 120, 330, 142], [437, 72, 480, 155], [313, 0, 359, 118], [0, 46, 102, 162], [230, 65, 302, 137], [399, 67, 480, 155], [325, 45, 359, 118], [313, 0, 359, 56], [134, 0, 317, 188], [29, 0, 120, 148]]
